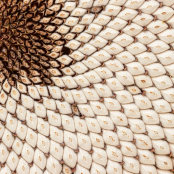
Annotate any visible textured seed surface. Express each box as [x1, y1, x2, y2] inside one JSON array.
[[0, 0, 174, 174]]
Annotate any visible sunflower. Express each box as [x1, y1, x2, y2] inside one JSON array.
[[0, 0, 174, 174]]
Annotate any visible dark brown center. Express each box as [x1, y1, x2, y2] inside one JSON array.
[[0, 0, 70, 86]]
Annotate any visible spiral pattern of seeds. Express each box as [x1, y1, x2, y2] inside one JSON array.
[[0, 0, 174, 174]]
